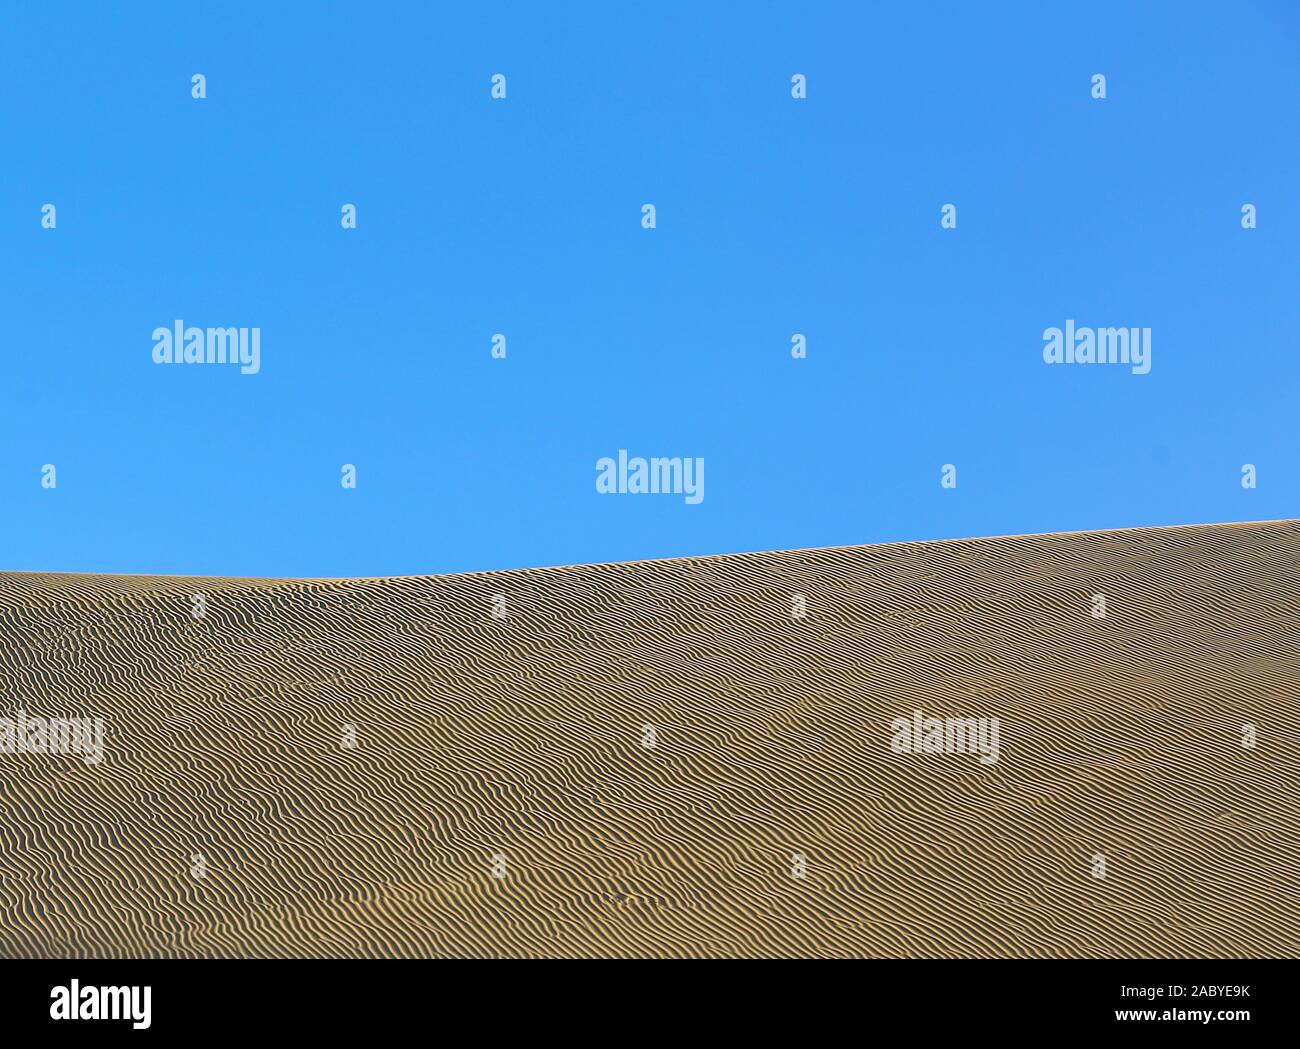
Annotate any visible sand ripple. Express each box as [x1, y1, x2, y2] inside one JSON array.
[[1, 520, 1298, 958]]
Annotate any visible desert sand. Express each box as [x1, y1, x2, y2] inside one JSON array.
[[1, 519, 1298, 958]]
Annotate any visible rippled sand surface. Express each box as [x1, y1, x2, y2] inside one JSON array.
[[2, 520, 1298, 958]]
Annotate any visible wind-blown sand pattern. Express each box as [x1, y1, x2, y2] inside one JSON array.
[[1, 520, 1299, 959]]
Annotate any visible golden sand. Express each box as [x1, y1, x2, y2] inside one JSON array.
[[1, 520, 1298, 958]]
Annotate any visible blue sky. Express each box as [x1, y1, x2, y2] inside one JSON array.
[[3, 2, 1297, 577]]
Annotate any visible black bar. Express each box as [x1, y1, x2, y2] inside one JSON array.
[[3, 958, 1290, 1038]]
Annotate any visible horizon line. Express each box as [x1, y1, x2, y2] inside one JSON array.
[[1, 518, 1295, 585]]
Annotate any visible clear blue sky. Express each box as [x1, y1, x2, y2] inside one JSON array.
[[3, 2, 1297, 578]]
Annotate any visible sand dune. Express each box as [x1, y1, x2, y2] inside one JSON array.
[[1, 520, 1298, 958]]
